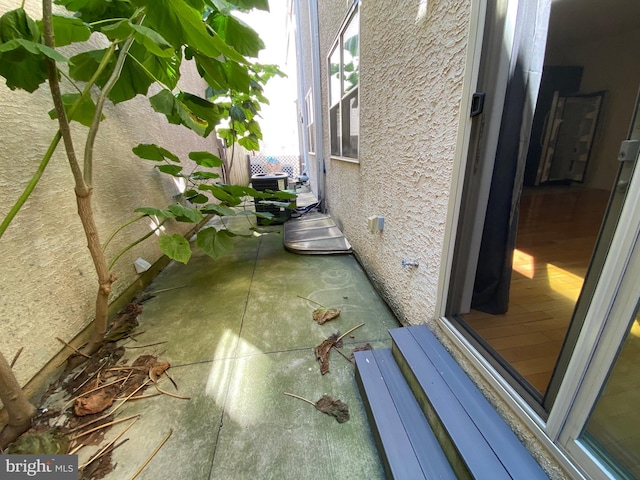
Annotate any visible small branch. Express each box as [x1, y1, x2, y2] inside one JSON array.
[[283, 392, 315, 407], [84, 35, 135, 185], [153, 384, 190, 400], [128, 429, 173, 480], [42, 0, 87, 195], [336, 323, 365, 344], [147, 285, 188, 295], [66, 377, 127, 407], [69, 413, 140, 441], [126, 341, 167, 350], [10, 347, 23, 368], [296, 295, 325, 308], [108, 219, 167, 270], [102, 214, 146, 251], [79, 418, 138, 471], [111, 379, 152, 416], [55, 337, 91, 359]]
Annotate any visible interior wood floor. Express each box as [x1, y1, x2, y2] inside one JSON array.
[[463, 186, 611, 394]]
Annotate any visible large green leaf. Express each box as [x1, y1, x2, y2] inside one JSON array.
[[69, 41, 178, 104], [238, 133, 260, 151], [131, 0, 222, 58], [132, 143, 180, 162], [207, 12, 263, 58], [189, 151, 223, 167], [0, 8, 39, 43], [229, 104, 246, 122], [168, 204, 204, 223], [132, 41, 181, 90], [54, 0, 135, 23], [195, 227, 235, 259], [199, 184, 242, 206], [157, 164, 183, 176], [68, 49, 107, 82], [209, 0, 269, 12], [107, 43, 156, 103], [159, 234, 191, 263], [131, 24, 174, 58], [177, 92, 223, 137], [0, 39, 67, 92], [48, 93, 104, 127], [195, 53, 251, 93], [234, 0, 269, 11], [134, 207, 176, 218], [36, 15, 91, 47], [201, 203, 236, 217], [191, 171, 220, 180]]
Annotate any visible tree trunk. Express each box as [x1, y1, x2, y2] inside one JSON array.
[[76, 189, 115, 355], [0, 351, 36, 451]]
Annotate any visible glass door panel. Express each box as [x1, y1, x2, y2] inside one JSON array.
[[579, 301, 640, 478]]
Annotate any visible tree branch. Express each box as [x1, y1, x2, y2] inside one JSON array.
[[83, 36, 134, 185], [42, 0, 88, 196]]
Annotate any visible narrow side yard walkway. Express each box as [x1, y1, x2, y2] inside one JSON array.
[[76, 218, 399, 479]]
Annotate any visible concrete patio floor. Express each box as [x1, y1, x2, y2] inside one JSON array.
[[80, 215, 400, 479]]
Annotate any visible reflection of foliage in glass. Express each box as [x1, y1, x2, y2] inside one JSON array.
[[329, 46, 341, 106], [342, 24, 358, 93]]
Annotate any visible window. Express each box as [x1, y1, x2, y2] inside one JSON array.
[[304, 89, 315, 154], [328, 7, 359, 160]]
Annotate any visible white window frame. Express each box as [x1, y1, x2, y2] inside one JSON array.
[[305, 89, 315, 154], [327, 4, 359, 163]]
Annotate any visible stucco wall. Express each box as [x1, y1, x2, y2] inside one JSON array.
[[317, 0, 471, 325], [0, 1, 218, 388]]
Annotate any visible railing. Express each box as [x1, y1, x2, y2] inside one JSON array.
[[248, 155, 302, 179]]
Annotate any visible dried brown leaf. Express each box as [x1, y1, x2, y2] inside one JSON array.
[[74, 390, 114, 416], [315, 333, 344, 375], [312, 307, 341, 324], [315, 395, 350, 423]]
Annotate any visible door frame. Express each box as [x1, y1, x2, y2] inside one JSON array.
[[438, 0, 640, 477]]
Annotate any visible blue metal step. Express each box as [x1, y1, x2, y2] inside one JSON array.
[[354, 348, 456, 480], [390, 325, 549, 480]]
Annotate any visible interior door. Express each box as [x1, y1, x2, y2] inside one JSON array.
[[537, 91, 604, 184]]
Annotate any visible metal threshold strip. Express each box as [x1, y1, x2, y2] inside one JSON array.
[[284, 212, 352, 254]]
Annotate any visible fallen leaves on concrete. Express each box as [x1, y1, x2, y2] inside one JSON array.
[[312, 307, 341, 324], [315, 333, 342, 375], [297, 295, 341, 324], [74, 390, 114, 416], [314, 323, 365, 374], [284, 392, 350, 423]]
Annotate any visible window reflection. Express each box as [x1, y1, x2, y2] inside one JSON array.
[[581, 305, 640, 478]]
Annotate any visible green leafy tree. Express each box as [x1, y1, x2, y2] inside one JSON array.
[[0, 0, 293, 449]]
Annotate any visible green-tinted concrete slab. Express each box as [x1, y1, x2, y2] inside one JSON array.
[[240, 253, 399, 353], [127, 250, 257, 365], [98, 360, 229, 480], [210, 349, 385, 480]]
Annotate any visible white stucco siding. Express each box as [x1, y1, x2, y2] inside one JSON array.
[[0, 0, 217, 387], [320, 0, 471, 325]]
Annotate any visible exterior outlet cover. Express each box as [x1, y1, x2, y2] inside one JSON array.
[[134, 257, 152, 274], [368, 215, 384, 233]]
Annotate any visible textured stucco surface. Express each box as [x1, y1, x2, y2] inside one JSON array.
[[309, 2, 573, 478], [0, 0, 218, 388], [317, 0, 470, 326]]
